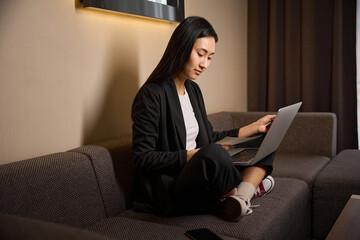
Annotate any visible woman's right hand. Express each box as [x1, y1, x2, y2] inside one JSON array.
[[221, 144, 232, 151], [187, 148, 200, 162]]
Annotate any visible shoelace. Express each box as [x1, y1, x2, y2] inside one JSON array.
[[219, 197, 261, 216], [245, 199, 260, 215]]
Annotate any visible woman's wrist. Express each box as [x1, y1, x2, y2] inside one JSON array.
[[252, 121, 260, 134], [238, 127, 244, 138], [238, 122, 259, 138]]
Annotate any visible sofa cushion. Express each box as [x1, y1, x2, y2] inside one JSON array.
[[0, 152, 106, 228], [87, 216, 237, 240], [313, 149, 360, 238], [120, 178, 310, 240], [208, 111, 337, 158], [93, 136, 135, 209], [207, 112, 235, 131], [70, 145, 125, 217], [272, 153, 330, 188]]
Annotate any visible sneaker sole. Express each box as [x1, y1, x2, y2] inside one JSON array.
[[219, 196, 247, 222], [262, 175, 275, 197]]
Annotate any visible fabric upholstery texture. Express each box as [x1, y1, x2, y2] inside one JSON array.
[[0, 213, 111, 240], [273, 153, 330, 188], [87, 216, 237, 240], [313, 150, 360, 238], [120, 178, 311, 240], [0, 152, 106, 228], [94, 136, 135, 209], [207, 112, 234, 131], [70, 145, 125, 217]]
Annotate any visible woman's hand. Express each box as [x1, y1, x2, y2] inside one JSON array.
[[238, 114, 276, 138], [187, 148, 200, 162], [221, 144, 232, 151], [255, 115, 276, 133]]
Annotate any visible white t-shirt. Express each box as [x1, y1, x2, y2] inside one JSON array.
[[178, 89, 199, 150]]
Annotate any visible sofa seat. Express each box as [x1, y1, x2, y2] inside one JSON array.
[[87, 216, 236, 240], [120, 178, 311, 240], [273, 153, 331, 188]]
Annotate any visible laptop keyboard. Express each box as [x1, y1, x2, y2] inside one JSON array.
[[232, 148, 258, 163]]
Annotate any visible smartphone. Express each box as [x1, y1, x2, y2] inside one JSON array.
[[185, 228, 223, 240]]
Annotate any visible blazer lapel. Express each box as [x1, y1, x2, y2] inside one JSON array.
[[164, 79, 186, 150]]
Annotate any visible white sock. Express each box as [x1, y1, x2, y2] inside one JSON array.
[[236, 182, 256, 200]]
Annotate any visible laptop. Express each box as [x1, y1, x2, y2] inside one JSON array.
[[231, 102, 302, 166]]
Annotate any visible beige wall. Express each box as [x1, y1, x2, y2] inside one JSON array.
[[0, 0, 247, 164], [186, 0, 248, 114]]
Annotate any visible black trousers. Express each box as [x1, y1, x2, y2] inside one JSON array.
[[172, 143, 274, 215]]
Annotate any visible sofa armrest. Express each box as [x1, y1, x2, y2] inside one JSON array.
[[208, 112, 337, 158], [0, 151, 109, 228], [91, 136, 134, 210]]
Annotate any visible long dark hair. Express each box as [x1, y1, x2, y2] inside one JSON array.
[[145, 16, 218, 84]]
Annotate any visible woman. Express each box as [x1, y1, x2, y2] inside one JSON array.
[[131, 16, 276, 221]]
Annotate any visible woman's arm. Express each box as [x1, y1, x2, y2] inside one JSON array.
[[208, 114, 275, 142]]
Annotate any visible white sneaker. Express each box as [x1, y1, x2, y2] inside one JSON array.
[[219, 196, 253, 222], [253, 175, 275, 199]]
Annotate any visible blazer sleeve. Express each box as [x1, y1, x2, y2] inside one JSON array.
[[132, 85, 187, 175], [209, 120, 239, 142]]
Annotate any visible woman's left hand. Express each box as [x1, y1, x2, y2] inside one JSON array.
[[238, 114, 276, 138], [255, 115, 276, 133]]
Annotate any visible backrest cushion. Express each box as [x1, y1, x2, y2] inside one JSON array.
[[207, 111, 235, 131], [69, 145, 125, 216], [92, 136, 135, 210], [0, 152, 106, 228], [208, 111, 336, 158]]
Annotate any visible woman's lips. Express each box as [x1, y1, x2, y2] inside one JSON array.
[[195, 70, 202, 75]]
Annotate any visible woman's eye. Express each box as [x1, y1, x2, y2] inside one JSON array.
[[208, 57, 212, 60], [197, 53, 203, 57]]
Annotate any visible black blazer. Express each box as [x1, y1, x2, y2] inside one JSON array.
[[131, 78, 238, 215]]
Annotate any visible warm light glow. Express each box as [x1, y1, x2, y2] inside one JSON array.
[[83, 6, 177, 24], [81, 0, 183, 23]]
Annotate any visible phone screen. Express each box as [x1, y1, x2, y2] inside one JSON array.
[[185, 228, 223, 240]]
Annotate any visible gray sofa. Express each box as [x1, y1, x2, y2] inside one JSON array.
[[1, 111, 357, 240]]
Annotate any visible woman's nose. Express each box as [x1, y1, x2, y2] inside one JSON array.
[[200, 58, 209, 69]]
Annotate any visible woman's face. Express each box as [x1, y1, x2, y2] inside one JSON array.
[[178, 36, 216, 81]]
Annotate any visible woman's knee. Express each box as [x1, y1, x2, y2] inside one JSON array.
[[196, 143, 234, 169]]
